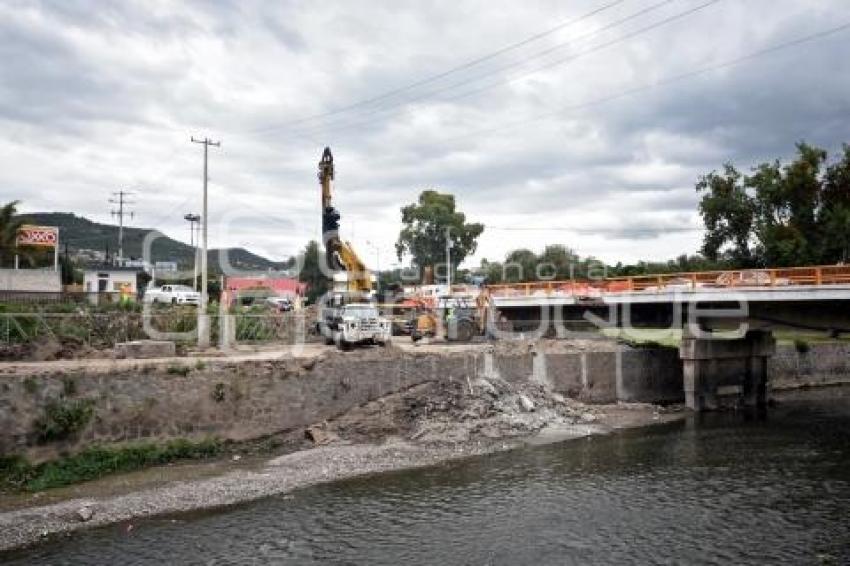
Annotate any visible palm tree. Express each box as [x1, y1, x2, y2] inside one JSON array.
[[0, 201, 28, 268]]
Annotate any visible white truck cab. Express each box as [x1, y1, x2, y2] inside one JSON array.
[[320, 302, 391, 349]]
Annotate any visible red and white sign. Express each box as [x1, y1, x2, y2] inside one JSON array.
[[16, 225, 58, 248]]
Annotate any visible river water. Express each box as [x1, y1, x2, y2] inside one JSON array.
[[7, 389, 850, 565]]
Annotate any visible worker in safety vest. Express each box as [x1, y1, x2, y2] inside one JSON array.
[[119, 282, 132, 305]]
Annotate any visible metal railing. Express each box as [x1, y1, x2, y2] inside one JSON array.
[[485, 265, 850, 297]]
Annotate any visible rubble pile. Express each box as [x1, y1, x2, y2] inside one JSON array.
[[319, 374, 604, 446]]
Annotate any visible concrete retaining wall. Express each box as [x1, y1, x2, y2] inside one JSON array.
[[0, 269, 61, 292], [769, 343, 850, 388], [0, 346, 683, 462]]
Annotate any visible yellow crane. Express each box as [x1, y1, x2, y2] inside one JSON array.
[[318, 147, 373, 297]]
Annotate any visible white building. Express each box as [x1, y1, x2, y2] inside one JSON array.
[[82, 266, 141, 295]]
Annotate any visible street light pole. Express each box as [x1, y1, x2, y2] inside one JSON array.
[[184, 213, 200, 291], [445, 228, 453, 294], [190, 137, 220, 349]]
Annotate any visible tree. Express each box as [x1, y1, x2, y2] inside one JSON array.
[[539, 244, 580, 279], [696, 142, 850, 268], [0, 200, 27, 268], [503, 248, 538, 282], [821, 145, 850, 262], [748, 143, 826, 266], [297, 240, 329, 303], [696, 164, 755, 265], [395, 191, 484, 280]]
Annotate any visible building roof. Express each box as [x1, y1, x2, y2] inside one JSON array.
[[224, 276, 306, 296], [83, 264, 143, 273]]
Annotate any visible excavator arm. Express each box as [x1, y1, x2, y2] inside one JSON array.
[[318, 147, 372, 295]]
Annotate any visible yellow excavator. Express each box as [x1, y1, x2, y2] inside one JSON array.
[[318, 147, 372, 296], [411, 292, 493, 343]]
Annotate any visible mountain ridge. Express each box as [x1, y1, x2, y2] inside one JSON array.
[[19, 212, 293, 273]]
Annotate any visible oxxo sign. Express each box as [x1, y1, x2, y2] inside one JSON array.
[[16, 225, 58, 248]]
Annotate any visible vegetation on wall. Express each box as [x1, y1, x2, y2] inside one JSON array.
[[34, 398, 95, 443], [0, 438, 222, 492]]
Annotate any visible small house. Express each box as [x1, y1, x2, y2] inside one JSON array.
[[83, 265, 141, 296]]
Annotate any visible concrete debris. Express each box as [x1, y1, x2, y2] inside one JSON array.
[[472, 378, 498, 396], [76, 506, 93, 522], [322, 374, 595, 447], [580, 412, 597, 423], [517, 394, 535, 412], [304, 424, 338, 446]]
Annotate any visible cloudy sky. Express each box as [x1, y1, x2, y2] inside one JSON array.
[[1, 0, 849, 268]]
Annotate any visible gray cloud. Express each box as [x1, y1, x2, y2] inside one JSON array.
[[1, 0, 848, 266]]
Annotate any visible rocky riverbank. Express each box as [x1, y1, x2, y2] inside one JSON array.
[[0, 374, 684, 552]]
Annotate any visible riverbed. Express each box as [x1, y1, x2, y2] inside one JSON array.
[[5, 388, 849, 565]]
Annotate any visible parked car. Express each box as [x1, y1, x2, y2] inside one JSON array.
[[265, 296, 294, 312], [144, 284, 200, 305]]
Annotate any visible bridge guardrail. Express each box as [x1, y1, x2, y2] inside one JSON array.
[[485, 265, 850, 297]]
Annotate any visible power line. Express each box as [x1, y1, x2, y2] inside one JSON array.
[[442, 19, 850, 145], [284, 0, 713, 139], [109, 190, 135, 261], [253, 0, 629, 133], [437, 0, 718, 106]]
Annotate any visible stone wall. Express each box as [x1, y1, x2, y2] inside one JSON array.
[[0, 346, 684, 462]]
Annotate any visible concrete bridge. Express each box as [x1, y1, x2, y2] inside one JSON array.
[[486, 266, 850, 411]]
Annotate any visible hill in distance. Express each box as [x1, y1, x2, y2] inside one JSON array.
[[21, 212, 293, 274]]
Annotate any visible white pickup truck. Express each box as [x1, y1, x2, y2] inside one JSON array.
[[144, 284, 200, 306]]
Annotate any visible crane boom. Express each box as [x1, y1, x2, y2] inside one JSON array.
[[318, 147, 373, 295]]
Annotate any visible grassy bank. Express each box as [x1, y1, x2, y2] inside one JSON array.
[[0, 438, 222, 493]]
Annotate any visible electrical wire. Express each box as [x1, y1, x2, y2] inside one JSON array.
[[440, 20, 850, 145], [280, 0, 718, 139], [252, 0, 630, 132]]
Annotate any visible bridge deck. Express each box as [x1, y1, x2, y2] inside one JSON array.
[[487, 266, 850, 308]]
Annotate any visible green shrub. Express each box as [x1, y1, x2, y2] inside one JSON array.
[[62, 376, 77, 397], [34, 399, 95, 443], [166, 364, 191, 376], [22, 377, 38, 395], [0, 438, 223, 492], [212, 382, 226, 403]]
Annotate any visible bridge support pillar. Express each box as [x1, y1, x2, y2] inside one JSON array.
[[679, 329, 775, 411]]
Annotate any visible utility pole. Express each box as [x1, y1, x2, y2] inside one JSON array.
[[190, 136, 220, 349], [110, 190, 135, 264]]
